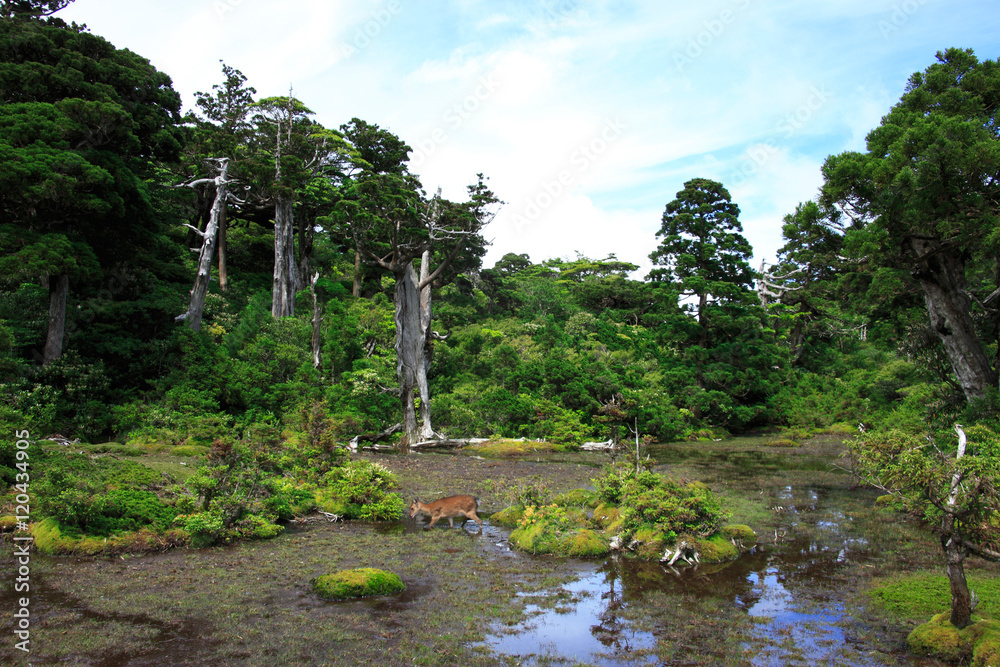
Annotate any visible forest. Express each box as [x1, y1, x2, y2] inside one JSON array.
[[1, 2, 999, 665]]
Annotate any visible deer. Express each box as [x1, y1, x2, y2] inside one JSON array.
[[409, 494, 483, 531]]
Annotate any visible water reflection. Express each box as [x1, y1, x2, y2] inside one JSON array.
[[483, 485, 901, 666]]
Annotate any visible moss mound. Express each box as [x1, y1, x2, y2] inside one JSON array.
[[721, 524, 757, 543], [313, 568, 405, 600], [906, 612, 1000, 665], [490, 506, 525, 528]]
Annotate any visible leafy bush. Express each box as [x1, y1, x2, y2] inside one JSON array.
[[316, 459, 405, 521]]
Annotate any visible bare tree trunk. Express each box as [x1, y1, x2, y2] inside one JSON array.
[[180, 159, 228, 332], [912, 242, 997, 402], [271, 195, 296, 318], [944, 423, 974, 629], [43, 273, 68, 365], [394, 262, 427, 447], [217, 203, 228, 291], [417, 250, 434, 440], [310, 271, 322, 371]]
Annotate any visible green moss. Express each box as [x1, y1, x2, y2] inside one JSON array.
[[592, 503, 621, 529], [973, 626, 1000, 667], [509, 522, 552, 553], [466, 439, 564, 458], [906, 612, 1000, 664], [313, 568, 405, 600], [907, 613, 970, 662], [695, 535, 739, 563], [721, 524, 756, 544], [633, 527, 669, 560], [490, 506, 525, 528], [0, 515, 16, 531], [563, 529, 610, 558], [766, 439, 800, 448], [553, 488, 597, 507]]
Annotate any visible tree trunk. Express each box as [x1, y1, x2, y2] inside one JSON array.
[[417, 250, 435, 440], [310, 271, 322, 371], [911, 241, 997, 403], [43, 273, 68, 365], [353, 250, 363, 298], [944, 530, 973, 628], [394, 262, 430, 448], [271, 195, 296, 318], [217, 203, 228, 291], [181, 159, 228, 332]]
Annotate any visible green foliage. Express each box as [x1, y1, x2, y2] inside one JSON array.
[[312, 568, 405, 600], [594, 464, 728, 544], [316, 459, 405, 521]]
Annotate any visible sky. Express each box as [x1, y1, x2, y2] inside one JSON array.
[[54, 0, 1000, 276]]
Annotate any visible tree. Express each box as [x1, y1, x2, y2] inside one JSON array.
[[821, 49, 1000, 405], [249, 95, 350, 318], [339, 172, 500, 446], [339, 118, 411, 297], [849, 425, 1000, 629], [0, 14, 183, 364], [763, 201, 849, 365], [649, 178, 756, 325], [191, 62, 257, 292], [648, 179, 773, 425]]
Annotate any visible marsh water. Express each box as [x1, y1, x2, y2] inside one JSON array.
[[481, 483, 905, 666], [0, 438, 958, 665]]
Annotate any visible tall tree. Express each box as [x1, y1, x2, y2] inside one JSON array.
[[250, 95, 349, 318], [649, 178, 756, 327], [821, 48, 1000, 405], [191, 62, 257, 292], [0, 14, 183, 363], [339, 172, 499, 446], [340, 118, 411, 297]]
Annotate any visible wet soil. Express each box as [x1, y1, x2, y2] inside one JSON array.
[[1, 435, 996, 665]]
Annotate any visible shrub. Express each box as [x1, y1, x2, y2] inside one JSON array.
[[317, 460, 405, 521]]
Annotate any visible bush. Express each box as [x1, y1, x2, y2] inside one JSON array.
[[316, 459, 405, 521]]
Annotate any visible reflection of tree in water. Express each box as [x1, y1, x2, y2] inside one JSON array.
[[763, 485, 876, 602], [586, 549, 770, 649]]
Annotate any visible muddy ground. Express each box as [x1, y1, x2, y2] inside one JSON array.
[[1, 435, 996, 666]]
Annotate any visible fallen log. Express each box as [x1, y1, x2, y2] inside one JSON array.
[[581, 439, 615, 451], [409, 438, 490, 449]]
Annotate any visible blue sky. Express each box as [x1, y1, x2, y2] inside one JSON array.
[[55, 0, 1000, 275]]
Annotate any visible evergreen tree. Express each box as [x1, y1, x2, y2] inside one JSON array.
[[821, 48, 1000, 405]]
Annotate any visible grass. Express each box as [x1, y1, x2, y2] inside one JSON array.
[[869, 572, 1000, 620]]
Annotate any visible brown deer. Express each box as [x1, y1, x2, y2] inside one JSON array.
[[409, 495, 482, 530]]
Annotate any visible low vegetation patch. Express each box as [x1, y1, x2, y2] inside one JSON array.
[[465, 438, 571, 458], [312, 568, 405, 600], [500, 463, 756, 562], [868, 573, 1000, 620]]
